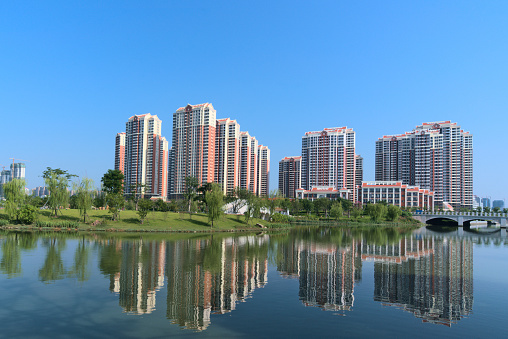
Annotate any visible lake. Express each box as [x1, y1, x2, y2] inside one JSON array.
[[0, 226, 506, 338]]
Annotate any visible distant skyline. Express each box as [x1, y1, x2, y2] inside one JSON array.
[[1, 1, 507, 199]]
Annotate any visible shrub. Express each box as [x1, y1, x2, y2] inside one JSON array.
[[34, 220, 79, 228], [270, 213, 294, 224], [0, 219, 9, 226], [17, 204, 39, 224]]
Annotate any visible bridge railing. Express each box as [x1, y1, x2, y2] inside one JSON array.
[[413, 211, 507, 217]]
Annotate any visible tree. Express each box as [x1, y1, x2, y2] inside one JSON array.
[[265, 190, 281, 217], [339, 198, 353, 218], [368, 203, 387, 223], [226, 187, 249, 216], [184, 177, 199, 218], [351, 203, 362, 220], [73, 177, 95, 223], [301, 199, 313, 216], [493, 207, 501, 213], [154, 199, 168, 212], [101, 170, 125, 221], [290, 199, 301, 216], [3, 179, 26, 221], [43, 168, 75, 217], [503, 208, 508, 214], [101, 169, 124, 194], [244, 193, 258, 225], [330, 203, 343, 221], [137, 199, 153, 224], [475, 206, 482, 214], [483, 206, 491, 214], [386, 205, 401, 221], [205, 183, 224, 227], [106, 193, 124, 221], [17, 204, 39, 224]]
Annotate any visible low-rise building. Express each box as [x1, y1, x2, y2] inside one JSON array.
[[295, 186, 351, 201], [361, 181, 434, 211]]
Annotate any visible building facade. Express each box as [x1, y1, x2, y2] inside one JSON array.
[[375, 121, 472, 209], [238, 132, 258, 195], [170, 103, 216, 198], [215, 118, 241, 194], [257, 145, 270, 197], [278, 156, 301, 199], [361, 181, 434, 211], [301, 127, 356, 202], [123, 113, 168, 198], [115, 132, 126, 174]]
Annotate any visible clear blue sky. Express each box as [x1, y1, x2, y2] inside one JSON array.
[[1, 1, 507, 201]]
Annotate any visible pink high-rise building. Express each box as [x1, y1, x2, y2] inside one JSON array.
[[170, 104, 216, 197], [239, 132, 259, 195], [215, 118, 241, 194], [115, 132, 126, 174], [122, 113, 168, 198], [257, 145, 270, 197], [301, 127, 356, 202]]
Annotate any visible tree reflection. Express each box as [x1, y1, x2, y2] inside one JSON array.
[[39, 236, 67, 283]]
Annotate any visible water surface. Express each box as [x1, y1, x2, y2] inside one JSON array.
[[0, 227, 506, 338]]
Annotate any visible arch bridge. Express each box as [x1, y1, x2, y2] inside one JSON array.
[[412, 211, 508, 227]]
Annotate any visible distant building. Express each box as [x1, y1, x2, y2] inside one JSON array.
[[257, 145, 270, 197], [296, 186, 351, 201], [11, 163, 26, 180], [115, 132, 126, 174], [481, 197, 491, 209], [239, 131, 259, 195], [472, 195, 481, 209], [32, 186, 49, 197], [301, 127, 357, 202], [215, 118, 241, 194], [375, 121, 473, 209], [360, 181, 434, 211], [492, 200, 504, 209], [355, 155, 363, 202], [279, 156, 301, 199], [121, 113, 169, 199]]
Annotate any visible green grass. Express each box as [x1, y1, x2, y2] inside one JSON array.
[[0, 208, 269, 232]]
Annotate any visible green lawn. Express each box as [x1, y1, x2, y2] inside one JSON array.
[[0, 208, 268, 232]]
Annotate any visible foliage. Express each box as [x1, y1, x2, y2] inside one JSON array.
[[154, 199, 168, 212], [101, 169, 124, 194], [137, 199, 153, 224], [226, 187, 249, 214], [43, 167, 75, 217], [330, 203, 343, 220], [93, 192, 106, 209], [386, 205, 401, 221], [351, 203, 362, 220], [34, 220, 79, 228], [367, 203, 387, 222], [205, 183, 224, 227], [73, 177, 95, 223], [106, 192, 124, 221], [270, 213, 294, 223], [17, 204, 39, 224], [301, 199, 313, 215], [0, 219, 9, 226], [26, 195, 45, 208], [290, 199, 301, 215], [3, 179, 26, 221], [265, 190, 281, 216], [184, 177, 199, 217]]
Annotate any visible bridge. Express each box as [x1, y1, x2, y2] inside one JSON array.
[[412, 211, 508, 227]]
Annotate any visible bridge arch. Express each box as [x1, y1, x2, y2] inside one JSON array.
[[425, 217, 458, 226]]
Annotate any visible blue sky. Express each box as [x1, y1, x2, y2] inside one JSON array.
[[1, 1, 507, 201]]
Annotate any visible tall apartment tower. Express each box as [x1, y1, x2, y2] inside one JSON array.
[[215, 118, 241, 194], [239, 132, 259, 195], [279, 156, 301, 199], [11, 163, 26, 180], [301, 127, 356, 202], [355, 155, 363, 202], [375, 121, 473, 209], [123, 113, 168, 198], [115, 132, 126, 173], [257, 145, 270, 196], [170, 103, 216, 198]]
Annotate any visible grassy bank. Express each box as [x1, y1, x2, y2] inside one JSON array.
[[0, 209, 269, 232]]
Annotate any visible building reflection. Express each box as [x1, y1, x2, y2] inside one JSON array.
[[165, 235, 269, 331], [278, 235, 362, 313], [368, 236, 473, 326]]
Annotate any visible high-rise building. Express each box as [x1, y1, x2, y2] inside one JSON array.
[[481, 197, 491, 208], [355, 155, 363, 202], [301, 127, 356, 202], [279, 156, 301, 199], [170, 103, 216, 198], [492, 200, 504, 209], [10, 163, 25, 180], [215, 118, 240, 194], [239, 132, 259, 194], [115, 132, 126, 174], [375, 121, 473, 209], [257, 145, 270, 197], [123, 113, 168, 198]]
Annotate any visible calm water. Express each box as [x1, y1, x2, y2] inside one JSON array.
[[0, 227, 507, 338]]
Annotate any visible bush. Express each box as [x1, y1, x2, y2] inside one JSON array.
[[270, 213, 294, 223], [17, 205, 39, 224], [34, 220, 79, 229], [0, 219, 9, 226]]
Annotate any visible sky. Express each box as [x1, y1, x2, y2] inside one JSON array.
[[1, 1, 507, 201]]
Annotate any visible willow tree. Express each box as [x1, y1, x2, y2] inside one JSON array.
[[205, 183, 224, 228], [43, 168, 75, 217], [3, 178, 26, 221], [73, 177, 95, 223]]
